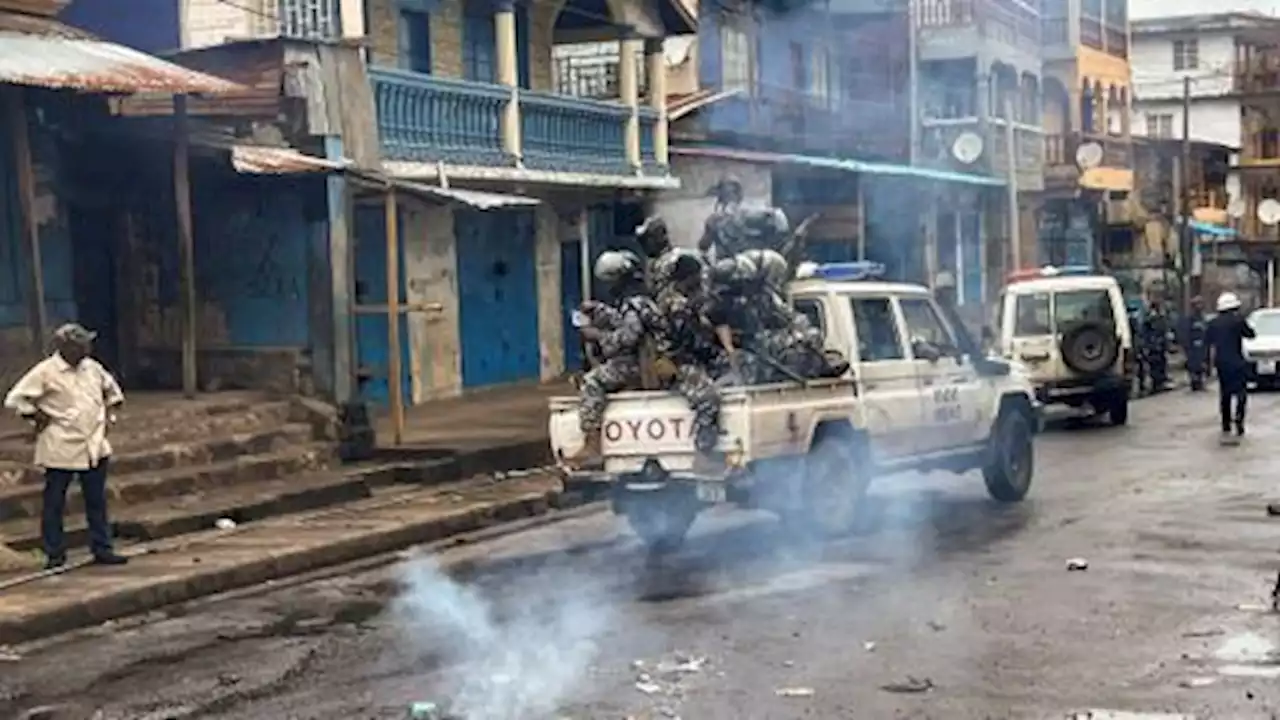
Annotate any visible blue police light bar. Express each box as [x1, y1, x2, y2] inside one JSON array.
[[796, 261, 887, 282]]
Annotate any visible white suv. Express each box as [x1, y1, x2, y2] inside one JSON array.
[[992, 266, 1133, 425]]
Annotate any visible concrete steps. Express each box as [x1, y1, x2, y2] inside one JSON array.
[[0, 462, 415, 552]]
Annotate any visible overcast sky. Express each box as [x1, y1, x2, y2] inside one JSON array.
[[1132, 0, 1280, 18]]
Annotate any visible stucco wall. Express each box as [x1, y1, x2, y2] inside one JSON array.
[[535, 204, 564, 381], [402, 199, 463, 402], [655, 155, 772, 249]]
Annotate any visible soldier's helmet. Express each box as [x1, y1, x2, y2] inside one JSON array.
[[594, 249, 643, 283], [668, 251, 704, 283], [743, 248, 789, 287], [707, 175, 744, 202], [635, 215, 670, 255]]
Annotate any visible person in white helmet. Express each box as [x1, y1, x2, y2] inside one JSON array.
[[1206, 291, 1255, 445]]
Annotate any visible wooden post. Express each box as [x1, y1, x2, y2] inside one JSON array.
[[10, 87, 46, 355], [384, 186, 405, 445], [174, 94, 198, 397]]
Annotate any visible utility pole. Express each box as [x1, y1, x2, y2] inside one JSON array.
[[1179, 75, 1192, 315], [906, 0, 919, 165], [1005, 98, 1021, 272]]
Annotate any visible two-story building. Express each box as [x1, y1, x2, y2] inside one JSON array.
[[67, 0, 695, 406], [1038, 0, 1133, 269]]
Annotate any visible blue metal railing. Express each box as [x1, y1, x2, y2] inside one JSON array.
[[371, 67, 510, 165], [519, 89, 630, 174], [639, 107, 659, 169]]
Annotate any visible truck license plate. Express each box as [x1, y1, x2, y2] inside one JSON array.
[[695, 483, 726, 504], [1260, 360, 1276, 375]]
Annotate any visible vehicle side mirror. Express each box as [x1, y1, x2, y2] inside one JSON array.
[[912, 338, 941, 362]]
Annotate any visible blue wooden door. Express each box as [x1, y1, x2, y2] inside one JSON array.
[[561, 240, 584, 371], [456, 208, 541, 388], [353, 204, 412, 407]]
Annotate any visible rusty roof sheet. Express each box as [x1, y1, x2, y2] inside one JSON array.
[[231, 145, 349, 174], [0, 29, 243, 95]]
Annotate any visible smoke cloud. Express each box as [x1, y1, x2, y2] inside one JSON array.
[[391, 554, 623, 720]]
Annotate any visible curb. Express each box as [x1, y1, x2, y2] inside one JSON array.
[[0, 483, 587, 646]]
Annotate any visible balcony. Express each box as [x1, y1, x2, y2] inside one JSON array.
[[913, 0, 1040, 59], [371, 66, 663, 176], [1045, 132, 1133, 190], [920, 116, 1044, 191], [1235, 56, 1280, 95]]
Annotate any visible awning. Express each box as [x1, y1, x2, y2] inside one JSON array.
[[230, 144, 541, 209], [671, 145, 1005, 188], [231, 145, 350, 174], [0, 28, 241, 95], [1184, 219, 1239, 238], [395, 181, 542, 210]]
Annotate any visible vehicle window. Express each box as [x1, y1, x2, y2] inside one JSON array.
[[1013, 293, 1051, 336], [1249, 311, 1280, 335], [899, 297, 957, 349], [850, 297, 905, 361], [793, 298, 825, 337], [1054, 289, 1113, 326]]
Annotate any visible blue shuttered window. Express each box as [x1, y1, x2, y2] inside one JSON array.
[[463, 1, 531, 88]]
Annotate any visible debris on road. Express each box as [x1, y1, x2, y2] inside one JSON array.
[[215, 517, 237, 530], [635, 681, 663, 695], [863, 641, 876, 652], [775, 687, 815, 698], [1177, 677, 1217, 689], [1066, 557, 1089, 572], [926, 620, 946, 632], [1271, 571, 1280, 612], [880, 676, 934, 694], [1180, 628, 1224, 638], [0, 645, 20, 662], [1265, 502, 1280, 517]]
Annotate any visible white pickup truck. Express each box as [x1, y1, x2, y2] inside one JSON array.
[[550, 263, 1041, 552]]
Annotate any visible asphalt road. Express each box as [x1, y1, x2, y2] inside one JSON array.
[[5, 387, 1280, 720]]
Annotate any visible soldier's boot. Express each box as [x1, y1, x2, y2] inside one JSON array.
[[564, 430, 603, 470]]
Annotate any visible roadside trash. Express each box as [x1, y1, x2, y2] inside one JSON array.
[[863, 641, 876, 652], [214, 518, 237, 530], [0, 646, 20, 662], [880, 676, 934, 694], [927, 621, 946, 632], [635, 681, 663, 695], [1181, 628, 1224, 638], [1271, 572, 1280, 612], [1178, 677, 1217, 689], [1066, 557, 1089, 571], [1266, 503, 1280, 517], [775, 687, 815, 698]]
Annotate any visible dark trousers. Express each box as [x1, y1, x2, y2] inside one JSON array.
[[1217, 368, 1248, 433], [43, 459, 112, 561]]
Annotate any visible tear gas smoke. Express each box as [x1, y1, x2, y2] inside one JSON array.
[[392, 555, 619, 720]]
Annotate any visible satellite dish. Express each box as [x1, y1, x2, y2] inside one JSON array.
[[1075, 142, 1104, 170], [1258, 198, 1280, 226], [951, 132, 984, 164], [1228, 198, 1247, 219]]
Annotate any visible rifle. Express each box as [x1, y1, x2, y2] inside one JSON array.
[[780, 213, 820, 268]]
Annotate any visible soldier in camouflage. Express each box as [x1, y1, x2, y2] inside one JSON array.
[[698, 176, 747, 262], [655, 253, 724, 464], [565, 250, 666, 469]]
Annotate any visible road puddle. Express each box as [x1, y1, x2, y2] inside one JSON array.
[[1213, 632, 1280, 678]]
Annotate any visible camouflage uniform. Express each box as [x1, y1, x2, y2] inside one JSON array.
[[577, 294, 665, 436], [656, 258, 722, 453]]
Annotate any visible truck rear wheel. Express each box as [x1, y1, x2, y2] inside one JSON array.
[[623, 495, 699, 555], [788, 427, 870, 538], [982, 407, 1034, 502]]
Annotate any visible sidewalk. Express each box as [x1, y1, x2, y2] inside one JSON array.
[[0, 471, 581, 646], [0, 383, 572, 645]]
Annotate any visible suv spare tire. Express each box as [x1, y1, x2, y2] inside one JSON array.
[[1059, 321, 1120, 375]]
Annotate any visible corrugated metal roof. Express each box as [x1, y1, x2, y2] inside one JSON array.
[[0, 30, 242, 94], [231, 145, 349, 174], [671, 145, 1006, 188], [397, 181, 542, 210]]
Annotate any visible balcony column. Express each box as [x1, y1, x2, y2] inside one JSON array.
[[619, 31, 642, 171], [495, 0, 521, 161], [645, 37, 668, 167]]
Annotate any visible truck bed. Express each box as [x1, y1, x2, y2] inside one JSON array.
[[549, 379, 860, 476]]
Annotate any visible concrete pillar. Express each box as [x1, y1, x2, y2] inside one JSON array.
[[619, 33, 642, 170], [495, 0, 521, 160], [644, 37, 668, 167]]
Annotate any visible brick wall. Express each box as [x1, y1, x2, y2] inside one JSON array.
[[367, 0, 562, 92]]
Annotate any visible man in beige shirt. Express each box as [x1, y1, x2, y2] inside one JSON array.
[[4, 323, 127, 569]]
